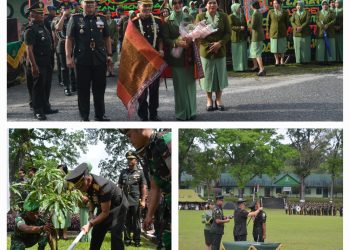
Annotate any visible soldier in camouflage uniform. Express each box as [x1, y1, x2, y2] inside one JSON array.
[[121, 129, 171, 250], [10, 199, 51, 250]]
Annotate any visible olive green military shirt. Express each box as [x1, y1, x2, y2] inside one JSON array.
[[229, 14, 248, 43], [195, 11, 231, 59], [290, 10, 311, 37], [316, 10, 336, 38], [251, 10, 264, 42], [267, 9, 289, 39]]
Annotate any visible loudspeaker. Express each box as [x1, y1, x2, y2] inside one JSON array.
[[7, 18, 19, 42]]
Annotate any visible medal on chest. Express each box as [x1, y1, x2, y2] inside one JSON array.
[[79, 17, 84, 34]]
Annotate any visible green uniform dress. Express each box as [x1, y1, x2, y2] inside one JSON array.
[[267, 8, 289, 54], [107, 19, 119, 63], [290, 8, 311, 63], [334, 4, 343, 62], [196, 11, 231, 92], [249, 9, 264, 58], [163, 12, 197, 120], [10, 215, 48, 250], [229, 4, 248, 71], [316, 9, 336, 62], [79, 204, 92, 242], [143, 132, 172, 250]]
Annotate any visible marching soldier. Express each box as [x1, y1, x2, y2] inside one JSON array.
[[249, 201, 267, 242], [211, 195, 231, 250], [120, 129, 171, 249], [233, 198, 263, 241], [24, 0, 58, 121], [10, 198, 53, 250], [66, 163, 128, 250], [66, 0, 112, 121], [130, 0, 164, 121], [118, 151, 147, 247]]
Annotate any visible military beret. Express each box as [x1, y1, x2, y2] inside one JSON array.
[[28, 167, 37, 173], [237, 198, 246, 204], [215, 195, 224, 200], [126, 151, 137, 159], [27, 0, 45, 14], [65, 163, 89, 185], [23, 198, 40, 212]]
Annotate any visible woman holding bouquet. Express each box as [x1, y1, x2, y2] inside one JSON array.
[[196, 0, 231, 111], [163, 0, 197, 120]]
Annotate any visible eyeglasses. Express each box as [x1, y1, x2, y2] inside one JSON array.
[[173, 1, 183, 5]]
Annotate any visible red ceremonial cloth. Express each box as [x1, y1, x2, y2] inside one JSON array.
[[117, 20, 167, 118]]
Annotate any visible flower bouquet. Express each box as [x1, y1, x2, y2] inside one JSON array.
[[171, 20, 218, 58]]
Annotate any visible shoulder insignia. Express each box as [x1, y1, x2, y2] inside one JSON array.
[[93, 183, 100, 191]]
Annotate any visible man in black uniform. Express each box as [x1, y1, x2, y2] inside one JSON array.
[[65, 163, 128, 250], [131, 0, 164, 121], [66, 0, 112, 121], [211, 195, 231, 250], [118, 151, 147, 247], [55, 4, 76, 96], [24, 0, 59, 120], [233, 198, 263, 241], [249, 201, 267, 242]]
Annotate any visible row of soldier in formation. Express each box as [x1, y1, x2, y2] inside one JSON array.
[[202, 196, 267, 250], [284, 202, 343, 216], [21, 0, 343, 121], [10, 129, 172, 250]]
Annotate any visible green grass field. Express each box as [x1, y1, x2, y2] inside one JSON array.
[[7, 233, 156, 250], [179, 209, 343, 250]]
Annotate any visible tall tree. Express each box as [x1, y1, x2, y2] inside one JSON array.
[[321, 129, 343, 201], [9, 129, 89, 183], [287, 129, 330, 201], [212, 129, 292, 198]]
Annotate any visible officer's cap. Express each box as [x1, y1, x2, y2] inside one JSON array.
[[215, 195, 224, 200], [138, 0, 154, 5], [237, 198, 247, 204], [248, 201, 257, 209], [65, 163, 90, 186], [27, 0, 45, 14], [23, 198, 40, 212], [126, 151, 137, 160]]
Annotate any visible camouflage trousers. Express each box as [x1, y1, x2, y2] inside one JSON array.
[[10, 234, 48, 250]]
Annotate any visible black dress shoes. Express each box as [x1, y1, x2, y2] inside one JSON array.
[[64, 89, 72, 96], [257, 70, 266, 76], [45, 108, 59, 114], [94, 115, 111, 121], [81, 117, 89, 121], [215, 100, 225, 111], [34, 113, 47, 121]]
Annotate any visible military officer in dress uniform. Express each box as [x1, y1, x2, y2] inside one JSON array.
[[249, 201, 267, 242], [120, 129, 171, 249], [131, 0, 164, 121], [233, 198, 263, 241], [55, 4, 76, 96], [211, 195, 231, 250], [118, 151, 147, 247], [66, 0, 112, 121], [10, 198, 52, 250], [24, 0, 59, 121], [66, 163, 128, 250]]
